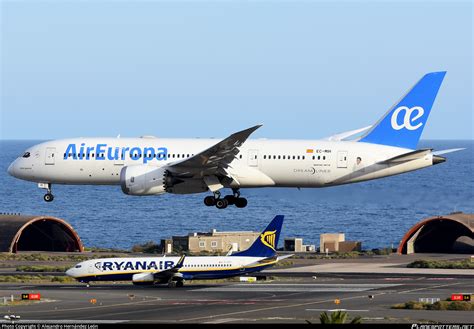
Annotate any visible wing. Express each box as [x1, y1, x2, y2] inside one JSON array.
[[166, 125, 262, 177], [152, 255, 186, 280]]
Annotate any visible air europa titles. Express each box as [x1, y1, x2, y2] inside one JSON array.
[[64, 143, 168, 164]]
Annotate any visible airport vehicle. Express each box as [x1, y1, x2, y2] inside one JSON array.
[[66, 215, 289, 287], [8, 72, 463, 208]]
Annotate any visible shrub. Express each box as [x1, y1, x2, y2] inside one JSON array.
[[131, 241, 161, 253]]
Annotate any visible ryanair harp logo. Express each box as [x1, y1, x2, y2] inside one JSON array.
[[260, 230, 277, 251]]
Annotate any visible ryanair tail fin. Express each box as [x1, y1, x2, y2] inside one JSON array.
[[231, 215, 284, 258], [359, 72, 446, 150]]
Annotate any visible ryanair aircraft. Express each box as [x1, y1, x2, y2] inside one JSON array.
[[8, 72, 463, 208], [66, 215, 290, 287]]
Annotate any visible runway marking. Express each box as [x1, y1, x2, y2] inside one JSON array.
[[193, 283, 401, 293], [306, 309, 370, 312], [180, 281, 464, 323], [204, 318, 245, 324], [396, 282, 464, 294], [180, 293, 385, 322], [9, 297, 163, 314]]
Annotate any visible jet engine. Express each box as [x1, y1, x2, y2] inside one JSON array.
[[132, 272, 155, 285], [120, 165, 169, 196]]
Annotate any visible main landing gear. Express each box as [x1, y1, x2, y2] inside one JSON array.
[[168, 280, 184, 288], [39, 183, 54, 202], [204, 189, 248, 209]]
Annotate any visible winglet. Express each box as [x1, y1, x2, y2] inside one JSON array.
[[175, 255, 186, 269]]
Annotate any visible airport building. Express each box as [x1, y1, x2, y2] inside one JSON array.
[[172, 229, 260, 253], [398, 212, 473, 254], [283, 238, 315, 252], [319, 233, 362, 253]]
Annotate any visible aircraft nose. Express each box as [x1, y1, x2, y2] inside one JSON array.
[[65, 268, 74, 277], [7, 161, 17, 177]]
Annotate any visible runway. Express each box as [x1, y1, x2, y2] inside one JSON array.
[[1, 275, 472, 324]]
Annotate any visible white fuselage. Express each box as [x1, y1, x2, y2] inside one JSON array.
[[8, 137, 434, 192], [66, 255, 275, 283]]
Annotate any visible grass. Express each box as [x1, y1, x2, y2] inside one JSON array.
[[0, 275, 76, 284], [0, 253, 121, 262], [16, 265, 70, 273], [407, 259, 474, 269], [392, 300, 474, 311]]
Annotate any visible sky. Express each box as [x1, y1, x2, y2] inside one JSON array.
[[1, 0, 472, 140]]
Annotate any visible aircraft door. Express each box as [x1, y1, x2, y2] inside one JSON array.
[[45, 148, 56, 165], [337, 151, 348, 168], [248, 150, 258, 167], [88, 264, 94, 274]]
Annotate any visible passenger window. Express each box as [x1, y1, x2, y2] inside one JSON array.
[[283, 156, 285, 159], [302, 156, 305, 160], [278, 155, 281, 159], [297, 156, 300, 160], [323, 156, 326, 160], [293, 156, 295, 160], [264, 155, 266, 159]]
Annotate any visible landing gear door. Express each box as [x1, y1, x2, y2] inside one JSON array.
[[337, 151, 348, 168], [45, 148, 55, 165], [248, 150, 258, 167]]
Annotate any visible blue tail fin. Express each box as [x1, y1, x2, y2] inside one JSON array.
[[359, 72, 446, 150], [231, 215, 284, 258]]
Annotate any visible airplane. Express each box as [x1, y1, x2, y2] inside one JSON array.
[[65, 215, 290, 287], [8, 71, 464, 209]]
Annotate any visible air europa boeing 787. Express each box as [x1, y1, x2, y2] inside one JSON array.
[[8, 72, 463, 208]]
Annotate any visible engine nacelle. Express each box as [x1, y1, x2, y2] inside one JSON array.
[[120, 165, 168, 196], [132, 272, 155, 285]]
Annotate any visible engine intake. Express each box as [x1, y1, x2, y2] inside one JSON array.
[[120, 165, 169, 196]]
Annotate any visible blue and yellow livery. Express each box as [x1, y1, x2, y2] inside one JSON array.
[[66, 215, 290, 287]]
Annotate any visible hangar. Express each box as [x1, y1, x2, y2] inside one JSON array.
[[398, 212, 474, 254], [0, 214, 83, 253]]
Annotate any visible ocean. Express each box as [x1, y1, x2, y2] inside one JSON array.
[[0, 140, 472, 251]]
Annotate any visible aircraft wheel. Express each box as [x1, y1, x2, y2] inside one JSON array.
[[224, 195, 236, 205], [168, 281, 177, 288], [44, 193, 54, 202], [204, 196, 216, 206], [176, 281, 184, 288], [235, 197, 248, 208], [215, 198, 228, 209]]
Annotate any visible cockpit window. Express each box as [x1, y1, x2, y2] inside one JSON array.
[[75, 265, 82, 268], [22, 152, 31, 158]]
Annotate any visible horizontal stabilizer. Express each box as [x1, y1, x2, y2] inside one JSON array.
[[277, 254, 294, 262], [323, 126, 372, 141], [433, 148, 466, 156], [379, 149, 432, 164]]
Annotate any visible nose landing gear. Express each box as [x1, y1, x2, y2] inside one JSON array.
[[203, 189, 248, 209], [39, 183, 54, 202]]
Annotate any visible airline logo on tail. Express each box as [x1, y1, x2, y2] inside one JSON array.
[[391, 106, 425, 131], [260, 230, 277, 251], [359, 71, 446, 149]]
